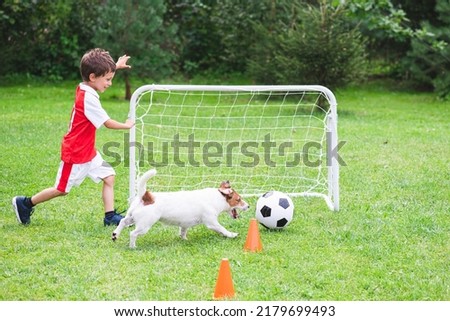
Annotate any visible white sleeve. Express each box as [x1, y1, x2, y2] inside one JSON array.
[[84, 92, 110, 128]]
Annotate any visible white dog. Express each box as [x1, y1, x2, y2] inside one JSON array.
[[112, 169, 249, 248]]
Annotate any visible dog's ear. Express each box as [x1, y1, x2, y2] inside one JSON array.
[[219, 187, 234, 197], [220, 180, 231, 189], [142, 190, 155, 205]]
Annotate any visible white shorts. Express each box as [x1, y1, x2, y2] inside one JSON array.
[[54, 152, 116, 193]]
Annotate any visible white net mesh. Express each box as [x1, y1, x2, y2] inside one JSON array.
[[130, 85, 338, 209]]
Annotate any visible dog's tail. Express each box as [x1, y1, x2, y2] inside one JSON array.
[[124, 169, 157, 219], [137, 169, 157, 198]]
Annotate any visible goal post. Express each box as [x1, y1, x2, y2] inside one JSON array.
[[128, 85, 339, 211]]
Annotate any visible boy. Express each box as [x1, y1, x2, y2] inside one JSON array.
[[12, 48, 134, 226]]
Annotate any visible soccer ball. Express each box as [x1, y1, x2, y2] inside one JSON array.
[[255, 191, 294, 229]]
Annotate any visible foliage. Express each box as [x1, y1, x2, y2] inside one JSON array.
[[0, 1, 38, 75], [240, 0, 288, 84], [345, 0, 446, 77], [391, 0, 438, 29], [248, 1, 367, 88], [93, 0, 178, 99], [347, 0, 413, 42], [0, 0, 101, 80], [166, 0, 218, 74], [166, 0, 269, 75], [0, 0, 448, 97], [206, 0, 270, 73], [404, 0, 450, 99], [343, 0, 448, 98]]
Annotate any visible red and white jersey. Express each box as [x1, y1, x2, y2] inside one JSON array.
[[61, 83, 110, 164]]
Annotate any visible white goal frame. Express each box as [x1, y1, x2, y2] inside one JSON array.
[[128, 85, 339, 211]]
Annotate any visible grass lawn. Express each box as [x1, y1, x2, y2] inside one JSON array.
[[0, 79, 448, 300]]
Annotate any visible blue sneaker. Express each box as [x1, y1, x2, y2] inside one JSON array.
[[12, 196, 34, 225], [103, 210, 124, 226]]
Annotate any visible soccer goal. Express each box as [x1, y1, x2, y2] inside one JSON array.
[[128, 85, 339, 211]]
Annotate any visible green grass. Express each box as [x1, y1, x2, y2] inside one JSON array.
[[0, 79, 449, 300]]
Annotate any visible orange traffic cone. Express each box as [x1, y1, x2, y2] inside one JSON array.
[[213, 258, 235, 299], [244, 218, 263, 252]]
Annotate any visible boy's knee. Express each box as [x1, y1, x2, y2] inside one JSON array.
[[103, 175, 115, 185], [55, 189, 68, 197]]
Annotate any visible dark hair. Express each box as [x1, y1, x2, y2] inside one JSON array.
[[80, 48, 116, 81]]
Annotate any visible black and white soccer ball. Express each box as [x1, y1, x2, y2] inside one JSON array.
[[255, 191, 294, 229]]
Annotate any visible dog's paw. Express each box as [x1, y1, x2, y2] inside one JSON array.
[[112, 232, 117, 241], [228, 232, 238, 238]]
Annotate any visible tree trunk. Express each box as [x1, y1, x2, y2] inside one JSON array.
[[124, 72, 131, 100]]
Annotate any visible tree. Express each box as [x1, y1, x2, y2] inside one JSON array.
[[346, 0, 449, 97], [166, 0, 270, 75], [165, 0, 219, 74], [0, 0, 38, 76], [93, 0, 178, 99], [345, 0, 445, 75], [391, 0, 438, 29], [0, 0, 101, 79], [248, 0, 367, 88], [206, 0, 272, 73], [405, 0, 450, 98], [345, 0, 416, 68]]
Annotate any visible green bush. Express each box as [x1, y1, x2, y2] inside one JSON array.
[[0, 0, 101, 80], [404, 0, 450, 99], [93, 0, 178, 98], [248, 1, 367, 88]]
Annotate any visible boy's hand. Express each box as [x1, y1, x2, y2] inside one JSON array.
[[104, 118, 135, 129], [125, 119, 135, 129], [116, 55, 131, 69]]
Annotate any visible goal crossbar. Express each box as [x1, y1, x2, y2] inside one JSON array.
[[129, 84, 339, 211]]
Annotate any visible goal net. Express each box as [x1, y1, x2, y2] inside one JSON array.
[[128, 85, 339, 211]]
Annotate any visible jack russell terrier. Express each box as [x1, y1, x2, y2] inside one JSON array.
[[112, 169, 249, 248]]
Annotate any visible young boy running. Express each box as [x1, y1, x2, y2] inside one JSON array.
[[12, 48, 134, 226]]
